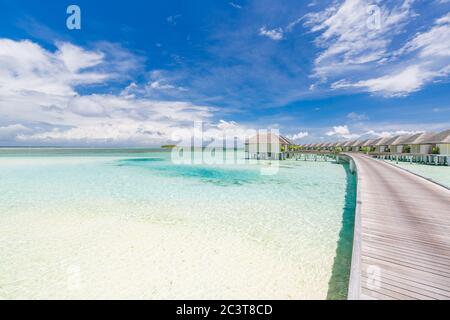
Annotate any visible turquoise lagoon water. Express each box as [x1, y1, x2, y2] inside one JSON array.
[[0, 149, 356, 299], [385, 160, 450, 188]]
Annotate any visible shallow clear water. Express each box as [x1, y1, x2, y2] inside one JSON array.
[[385, 160, 450, 188], [0, 149, 355, 299]]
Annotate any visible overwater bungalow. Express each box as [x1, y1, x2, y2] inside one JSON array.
[[342, 140, 357, 152], [317, 143, 328, 150], [421, 129, 450, 155], [373, 137, 393, 153], [330, 142, 340, 151], [353, 140, 369, 152], [290, 129, 450, 165], [409, 132, 438, 154], [323, 142, 334, 151], [245, 133, 293, 160], [334, 141, 347, 151], [349, 140, 362, 152], [391, 134, 417, 153]]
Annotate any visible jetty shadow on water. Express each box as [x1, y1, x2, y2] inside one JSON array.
[[326, 163, 357, 300]]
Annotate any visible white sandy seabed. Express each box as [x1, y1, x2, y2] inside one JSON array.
[[0, 155, 353, 299]]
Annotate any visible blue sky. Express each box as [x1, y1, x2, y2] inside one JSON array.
[[0, 0, 449, 146]]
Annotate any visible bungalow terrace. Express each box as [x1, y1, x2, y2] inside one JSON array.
[[245, 133, 293, 160]]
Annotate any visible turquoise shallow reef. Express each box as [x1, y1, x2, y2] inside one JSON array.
[[0, 149, 355, 299]]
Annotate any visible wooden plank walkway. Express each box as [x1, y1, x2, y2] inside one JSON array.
[[345, 153, 450, 300]]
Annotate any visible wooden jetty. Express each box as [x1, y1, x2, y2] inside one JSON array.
[[345, 153, 450, 300]]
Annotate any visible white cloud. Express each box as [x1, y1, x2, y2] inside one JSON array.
[[304, 0, 415, 79], [0, 38, 231, 146], [332, 65, 436, 96], [259, 26, 284, 41], [326, 125, 359, 139], [364, 129, 423, 138], [331, 12, 450, 96], [229, 2, 242, 9], [287, 131, 309, 140], [401, 12, 450, 58], [0, 39, 108, 97], [122, 70, 188, 95], [56, 42, 104, 73]]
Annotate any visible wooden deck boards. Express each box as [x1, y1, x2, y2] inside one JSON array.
[[346, 154, 450, 300]]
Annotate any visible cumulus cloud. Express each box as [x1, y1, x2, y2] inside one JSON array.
[[259, 26, 284, 40], [326, 125, 359, 139], [0, 39, 109, 97], [0, 38, 230, 146]]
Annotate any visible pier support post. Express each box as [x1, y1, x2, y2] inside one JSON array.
[[349, 159, 356, 174]]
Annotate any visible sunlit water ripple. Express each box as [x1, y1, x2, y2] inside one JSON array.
[[0, 149, 356, 299]]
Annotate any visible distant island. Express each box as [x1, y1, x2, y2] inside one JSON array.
[[161, 145, 177, 149]]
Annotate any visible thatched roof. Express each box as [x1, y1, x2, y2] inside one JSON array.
[[342, 140, 357, 147], [420, 129, 450, 144], [350, 140, 362, 147], [400, 132, 429, 144], [362, 139, 378, 146], [391, 134, 416, 146], [290, 129, 449, 148], [336, 141, 348, 147], [354, 139, 369, 147], [373, 137, 393, 146]]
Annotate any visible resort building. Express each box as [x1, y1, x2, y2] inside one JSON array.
[[353, 140, 368, 152], [349, 140, 362, 152], [335, 141, 347, 150], [385, 135, 405, 153], [421, 129, 450, 155], [293, 129, 450, 165], [402, 132, 436, 154], [361, 139, 377, 152], [373, 137, 393, 153], [245, 133, 293, 160]]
